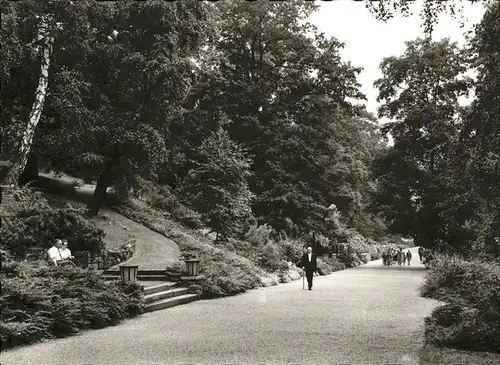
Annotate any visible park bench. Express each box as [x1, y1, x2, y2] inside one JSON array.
[[23, 248, 104, 270]]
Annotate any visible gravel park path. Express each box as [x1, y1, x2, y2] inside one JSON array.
[[1, 247, 440, 365], [101, 207, 181, 270]]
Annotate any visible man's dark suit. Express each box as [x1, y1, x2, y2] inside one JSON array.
[[301, 252, 317, 290]]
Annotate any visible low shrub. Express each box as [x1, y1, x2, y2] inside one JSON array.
[[420, 256, 500, 309], [317, 256, 346, 275], [103, 242, 136, 269], [171, 205, 204, 230], [370, 250, 382, 260], [424, 303, 500, 352], [279, 239, 305, 264], [316, 257, 334, 275], [0, 262, 143, 349], [113, 201, 267, 298], [420, 256, 500, 352], [244, 224, 272, 246], [199, 251, 263, 298], [337, 253, 362, 268], [257, 243, 284, 273], [278, 263, 301, 283], [165, 261, 187, 279]]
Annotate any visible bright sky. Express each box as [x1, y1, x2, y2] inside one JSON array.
[[308, 0, 487, 118]]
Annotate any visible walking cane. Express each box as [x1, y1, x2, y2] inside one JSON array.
[[302, 269, 305, 290]]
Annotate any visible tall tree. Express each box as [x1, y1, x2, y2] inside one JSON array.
[[181, 127, 254, 242], [462, 0, 500, 257], [1, 0, 90, 185], [29, 0, 213, 215], [178, 1, 370, 237], [373, 38, 474, 252]]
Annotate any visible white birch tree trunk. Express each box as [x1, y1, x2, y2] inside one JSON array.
[[5, 16, 54, 185]]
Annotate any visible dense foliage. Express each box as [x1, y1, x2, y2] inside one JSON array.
[[0, 187, 106, 259], [420, 256, 500, 352], [373, 1, 499, 260], [0, 261, 143, 350], [1, 0, 393, 252], [2, 0, 497, 353]]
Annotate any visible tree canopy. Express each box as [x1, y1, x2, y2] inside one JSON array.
[[2, 0, 497, 257]]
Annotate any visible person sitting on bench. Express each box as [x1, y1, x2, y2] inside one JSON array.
[[47, 239, 75, 266], [60, 239, 74, 261], [47, 239, 64, 266]]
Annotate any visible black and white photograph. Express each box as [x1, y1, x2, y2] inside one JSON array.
[[1, 0, 499, 364]]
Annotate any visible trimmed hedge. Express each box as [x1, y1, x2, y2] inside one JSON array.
[[0, 261, 143, 350], [420, 256, 500, 352]]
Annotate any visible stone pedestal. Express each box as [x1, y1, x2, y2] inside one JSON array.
[[119, 264, 139, 284]]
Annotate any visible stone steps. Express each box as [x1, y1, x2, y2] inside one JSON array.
[[143, 282, 178, 296], [99, 271, 200, 313], [145, 293, 199, 313], [103, 269, 166, 276], [102, 274, 169, 281], [144, 287, 189, 304]]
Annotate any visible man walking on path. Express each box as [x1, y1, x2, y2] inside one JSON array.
[[300, 246, 317, 290]]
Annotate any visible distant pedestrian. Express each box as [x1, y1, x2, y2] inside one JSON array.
[[418, 247, 424, 261], [397, 248, 404, 265], [300, 247, 318, 290], [406, 250, 412, 265]]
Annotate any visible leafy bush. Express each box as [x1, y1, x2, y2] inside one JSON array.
[[165, 261, 187, 278], [1, 206, 106, 259], [149, 186, 179, 212], [0, 262, 143, 349], [424, 303, 500, 352], [279, 239, 305, 264], [258, 243, 284, 272], [317, 256, 346, 275], [103, 242, 136, 269], [316, 257, 333, 275], [198, 251, 263, 298], [337, 253, 363, 268], [420, 256, 500, 352], [171, 205, 204, 229], [244, 224, 272, 246]]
